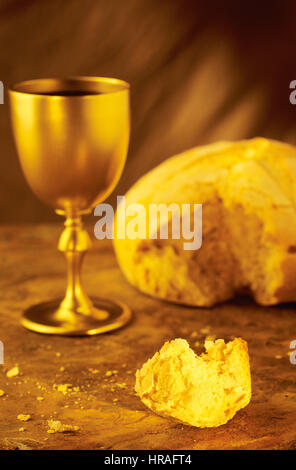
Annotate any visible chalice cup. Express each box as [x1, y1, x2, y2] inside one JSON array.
[[9, 77, 131, 335]]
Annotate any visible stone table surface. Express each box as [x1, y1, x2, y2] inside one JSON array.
[[0, 224, 296, 450]]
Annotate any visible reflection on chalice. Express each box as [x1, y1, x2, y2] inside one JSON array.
[[9, 77, 131, 335]]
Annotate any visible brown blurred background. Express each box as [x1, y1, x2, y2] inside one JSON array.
[[1, 0, 296, 223]]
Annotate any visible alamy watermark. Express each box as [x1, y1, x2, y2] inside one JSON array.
[[0, 341, 3, 364], [289, 340, 296, 365], [289, 80, 296, 104], [94, 196, 202, 250]]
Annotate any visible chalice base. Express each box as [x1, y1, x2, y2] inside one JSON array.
[[21, 298, 132, 336]]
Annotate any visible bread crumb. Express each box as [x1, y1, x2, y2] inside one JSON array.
[[116, 382, 127, 389], [53, 383, 72, 395], [105, 370, 118, 377], [37, 396, 44, 401], [17, 414, 31, 422], [6, 366, 19, 378], [18, 427, 25, 432], [200, 327, 210, 335], [47, 419, 80, 434], [0, 390, 5, 397], [59, 367, 65, 372], [56, 352, 61, 357], [275, 355, 282, 359]]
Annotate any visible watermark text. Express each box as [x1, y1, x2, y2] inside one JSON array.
[[94, 196, 202, 250]]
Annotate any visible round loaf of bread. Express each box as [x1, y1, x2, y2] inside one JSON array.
[[113, 138, 296, 306]]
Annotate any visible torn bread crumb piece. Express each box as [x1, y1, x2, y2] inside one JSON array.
[[6, 366, 19, 378], [17, 414, 31, 422], [135, 337, 251, 428], [53, 383, 73, 395], [47, 419, 80, 433]]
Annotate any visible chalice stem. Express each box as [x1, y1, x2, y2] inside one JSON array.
[[58, 215, 93, 317]]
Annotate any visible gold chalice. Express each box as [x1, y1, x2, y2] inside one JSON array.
[[9, 77, 131, 335]]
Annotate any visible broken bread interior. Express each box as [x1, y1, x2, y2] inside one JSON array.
[[135, 337, 251, 428]]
